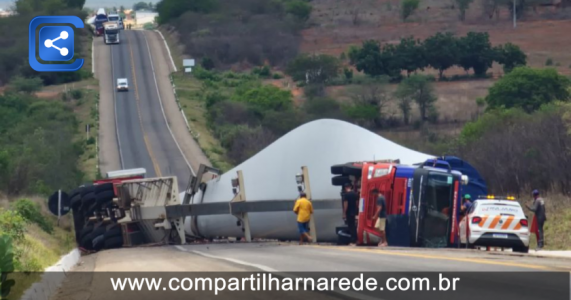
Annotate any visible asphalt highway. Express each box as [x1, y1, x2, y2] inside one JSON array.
[[109, 30, 192, 191]]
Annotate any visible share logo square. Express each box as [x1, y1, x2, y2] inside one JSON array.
[[29, 16, 84, 72], [39, 26, 74, 61]]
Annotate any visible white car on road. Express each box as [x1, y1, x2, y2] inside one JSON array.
[[459, 196, 530, 253], [117, 78, 128, 91]]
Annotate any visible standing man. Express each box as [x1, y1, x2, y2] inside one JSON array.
[[375, 194, 388, 247], [526, 190, 546, 250], [293, 192, 313, 245], [342, 183, 359, 244], [460, 194, 472, 215]]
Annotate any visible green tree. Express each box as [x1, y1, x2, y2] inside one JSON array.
[[349, 40, 400, 79], [423, 32, 460, 79], [285, 54, 340, 85], [285, 0, 313, 20], [457, 32, 495, 76], [494, 43, 527, 73], [395, 74, 437, 121], [232, 84, 292, 111], [455, 0, 474, 21], [133, 1, 150, 10], [201, 57, 215, 70], [9, 76, 43, 94], [348, 77, 391, 127], [395, 36, 426, 76], [485, 67, 571, 113], [156, 0, 218, 23], [401, 0, 420, 20]]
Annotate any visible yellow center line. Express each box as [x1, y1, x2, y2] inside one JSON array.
[[126, 33, 162, 177], [312, 245, 560, 271]]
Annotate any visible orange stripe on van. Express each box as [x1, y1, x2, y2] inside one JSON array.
[[489, 215, 501, 229], [478, 216, 488, 227], [513, 223, 521, 230], [501, 216, 514, 230]]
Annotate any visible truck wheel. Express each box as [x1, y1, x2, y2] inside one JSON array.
[[104, 226, 122, 239], [92, 234, 106, 251], [79, 224, 94, 240], [80, 185, 96, 197], [332, 175, 351, 186], [342, 165, 362, 177], [331, 164, 346, 175], [95, 183, 114, 194], [104, 236, 124, 249], [70, 193, 82, 210], [96, 190, 114, 205]]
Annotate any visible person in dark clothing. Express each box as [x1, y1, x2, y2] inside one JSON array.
[[342, 183, 359, 244], [525, 189, 546, 250], [374, 194, 388, 247]]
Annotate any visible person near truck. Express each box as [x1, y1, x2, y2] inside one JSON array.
[[460, 194, 472, 216], [342, 183, 359, 244], [293, 192, 313, 245], [374, 194, 388, 247], [525, 189, 546, 250]]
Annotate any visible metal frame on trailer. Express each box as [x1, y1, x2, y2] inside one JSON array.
[[113, 164, 340, 245]]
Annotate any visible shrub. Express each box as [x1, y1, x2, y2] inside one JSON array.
[[201, 57, 215, 70], [485, 67, 571, 113], [285, 0, 313, 20], [0, 209, 27, 242], [9, 76, 43, 94], [401, 0, 420, 20], [70, 89, 83, 100], [494, 43, 527, 73], [11, 198, 53, 234], [343, 68, 354, 82], [286, 54, 340, 84], [232, 84, 292, 111], [545, 58, 554, 66]]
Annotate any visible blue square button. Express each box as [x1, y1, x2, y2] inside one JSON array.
[[39, 26, 74, 61]]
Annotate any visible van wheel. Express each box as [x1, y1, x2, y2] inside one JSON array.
[[513, 246, 529, 253]]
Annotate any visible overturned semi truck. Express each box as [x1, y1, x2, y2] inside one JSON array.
[[49, 119, 487, 250]]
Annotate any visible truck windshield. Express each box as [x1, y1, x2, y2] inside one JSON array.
[[109, 16, 119, 21], [106, 29, 119, 34], [422, 172, 455, 248]]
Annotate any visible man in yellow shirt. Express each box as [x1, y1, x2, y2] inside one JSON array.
[[293, 192, 313, 245]]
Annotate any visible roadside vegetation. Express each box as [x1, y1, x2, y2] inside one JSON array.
[[0, 0, 99, 282]]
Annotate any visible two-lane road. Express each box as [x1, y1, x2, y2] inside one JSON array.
[[105, 30, 192, 191]]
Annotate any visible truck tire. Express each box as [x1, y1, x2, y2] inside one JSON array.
[[342, 165, 362, 177], [80, 185, 96, 197], [332, 175, 351, 186], [70, 193, 82, 210], [95, 183, 114, 194], [331, 164, 346, 175], [81, 192, 96, 206], [79, 224, 94, 239], [104, 236, 124, 249], [69, 188, 81, 200], [93, 234, 106, 251], [95, 190, 114, 205], [104, 226, 122, 239]]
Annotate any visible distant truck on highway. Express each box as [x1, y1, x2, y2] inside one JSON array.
[[91, 8, 108, 36], [107, 13, 124, 29], [103, 22, 120, 44]]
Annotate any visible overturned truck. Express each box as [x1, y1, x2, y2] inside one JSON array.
[[50, 120, 487, 251]]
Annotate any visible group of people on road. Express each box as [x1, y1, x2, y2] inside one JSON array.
[[459, 190, 546, 250], [292, 183, 388, 247], [293, 184, 546, 250]]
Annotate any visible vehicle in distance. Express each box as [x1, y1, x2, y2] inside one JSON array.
[[93, 8, 108, 36], [103, 22, 120, 44], [108, 13, 124, 29], [458, 195, 530, 253], [117, 78, 128, 91]]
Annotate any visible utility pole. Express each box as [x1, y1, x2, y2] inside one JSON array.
[[513, 0, 517, 28]]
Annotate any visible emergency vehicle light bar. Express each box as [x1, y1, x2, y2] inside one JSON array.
[[478, 195, 516, 200]]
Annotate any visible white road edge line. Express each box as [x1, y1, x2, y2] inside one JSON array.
[[175, 246, 382, 300], [91, 39, 95, 76], [110, 41, 125, 169], [154, 29, 177, 72], [142, 31, 194, 175]]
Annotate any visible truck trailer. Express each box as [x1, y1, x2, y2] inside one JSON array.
[[92, 8, 108, 36]]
